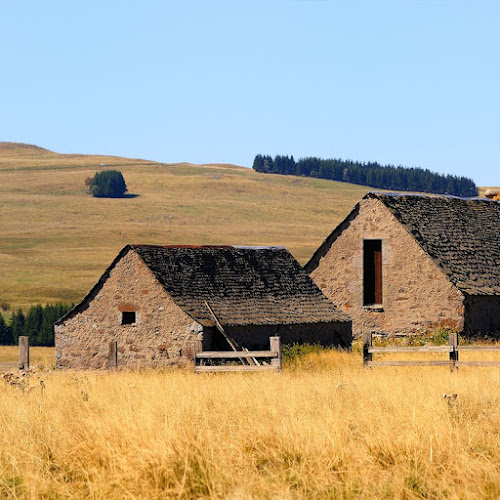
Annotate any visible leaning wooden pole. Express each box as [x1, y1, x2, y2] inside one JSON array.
[[204, 301, 251, 365]]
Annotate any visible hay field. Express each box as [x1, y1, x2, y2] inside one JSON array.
[[1, 347, 500, 499], [0, 143, 368, 309]]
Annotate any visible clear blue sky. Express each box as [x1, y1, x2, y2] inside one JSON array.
[[1, 0, 498, 185]]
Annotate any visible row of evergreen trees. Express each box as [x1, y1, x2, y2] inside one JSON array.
[[0, 303, 73, 346], [252, 154, 478, 197]]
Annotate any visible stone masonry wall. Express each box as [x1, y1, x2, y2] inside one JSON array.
[[310, 198, 465, 337], [55, 250, 202, 369]]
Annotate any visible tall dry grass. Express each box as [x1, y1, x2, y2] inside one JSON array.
[[2, 349, 500, 499]]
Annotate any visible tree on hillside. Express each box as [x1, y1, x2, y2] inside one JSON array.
[[10, 309, 25, 344], [252, 154, 478, 197], [24, 304, 43, 341], [0, 315, 13, 345], [89, 170, 128, 198]]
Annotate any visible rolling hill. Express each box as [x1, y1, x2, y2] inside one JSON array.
[[0, 142, 490, 309]]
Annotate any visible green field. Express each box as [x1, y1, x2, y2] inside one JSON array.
[[0, 142, 370, 309]]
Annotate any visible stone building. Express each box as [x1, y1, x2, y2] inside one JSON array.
[[55, 245, 351, 369], [305, 193, 500, 337]]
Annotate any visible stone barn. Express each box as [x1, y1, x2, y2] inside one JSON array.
[[55, 244, 351, 369], [305, 192, 500, 337]]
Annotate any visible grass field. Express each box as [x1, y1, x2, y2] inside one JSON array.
[[2, 346, 500, 499], [0, 143, 369, 309]]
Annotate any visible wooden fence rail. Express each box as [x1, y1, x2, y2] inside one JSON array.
[[194, 336, 282, 373], [363, 332, 500, 368], [0, 336, 30, 372]]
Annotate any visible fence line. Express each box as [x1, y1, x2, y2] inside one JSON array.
[[0, 336, 30, 372], [363, 332, 500, 368], [194, 336, 282, 373]]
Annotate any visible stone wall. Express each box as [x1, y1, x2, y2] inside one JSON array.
[[55, 249, 202, 369], [310, 197, 464, 337]]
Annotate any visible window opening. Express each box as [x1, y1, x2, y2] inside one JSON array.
[[122, 311, 136, 325], [363, 240, 382, 305]]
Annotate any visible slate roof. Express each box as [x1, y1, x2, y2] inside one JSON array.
[[57, 245, 349, 327], [307, 192, 500, 296]]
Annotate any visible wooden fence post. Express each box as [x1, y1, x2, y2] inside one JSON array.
[[270, 336, 282, 371], [449, 333, 458, 369], [363, 332, 373, 367], [108, 341, 118, 370], [193, 339, 202, 367], [19, 336, 29, 371]]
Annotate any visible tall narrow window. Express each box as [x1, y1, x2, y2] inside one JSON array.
[[363, 240, 383, 305]]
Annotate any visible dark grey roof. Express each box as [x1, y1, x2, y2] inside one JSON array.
[[306, 192, 500, 296], [57, 245, 349, 326]]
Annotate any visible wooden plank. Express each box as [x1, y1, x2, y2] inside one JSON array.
[[369, 346, 452, 353], [196, 351, 277, 359], [204, 301, 249, 365], [243, 346, 259, 366], [456, 361, 500, 367], [369, 360, 452, 367], [458, 346, 500, 352], [0, 362, 17, 372], [195, 365, 280, 373]]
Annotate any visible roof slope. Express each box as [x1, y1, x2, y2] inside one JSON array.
[[133, 245, 349, 326], [307, 192, 500, 296], [58, 245, 349, 327]]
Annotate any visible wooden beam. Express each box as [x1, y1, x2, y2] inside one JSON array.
[[456, 361, 500, 367], [196, 350, 277, 359], [204, 301, 251, 365], [369, 346, 453, 353], [369, 360, 451, 366], [457, 346, 500, 351], [195, 365, 279, 373], [0, 362, 18, 372]]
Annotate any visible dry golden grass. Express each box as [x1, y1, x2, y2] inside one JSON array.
[[0, 346, 54, 366], [1, 347, 500, 499], [0, 143, 369, 309]]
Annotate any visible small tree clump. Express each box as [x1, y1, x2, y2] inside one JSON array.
[[89, 170, 128, 198]]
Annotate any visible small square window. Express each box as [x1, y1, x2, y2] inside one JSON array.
[[122, 311, 136, 325]]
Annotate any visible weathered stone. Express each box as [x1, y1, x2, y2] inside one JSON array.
[[55, 250, 203, 369], [56, 245, 352, 369], [306, 193, 500, 337]]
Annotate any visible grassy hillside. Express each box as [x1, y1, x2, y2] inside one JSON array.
[[0, 143, 371, 308]]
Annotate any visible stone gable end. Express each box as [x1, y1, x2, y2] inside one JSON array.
[[55, 249, 202, 369], [310, 197, 465, 337]]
